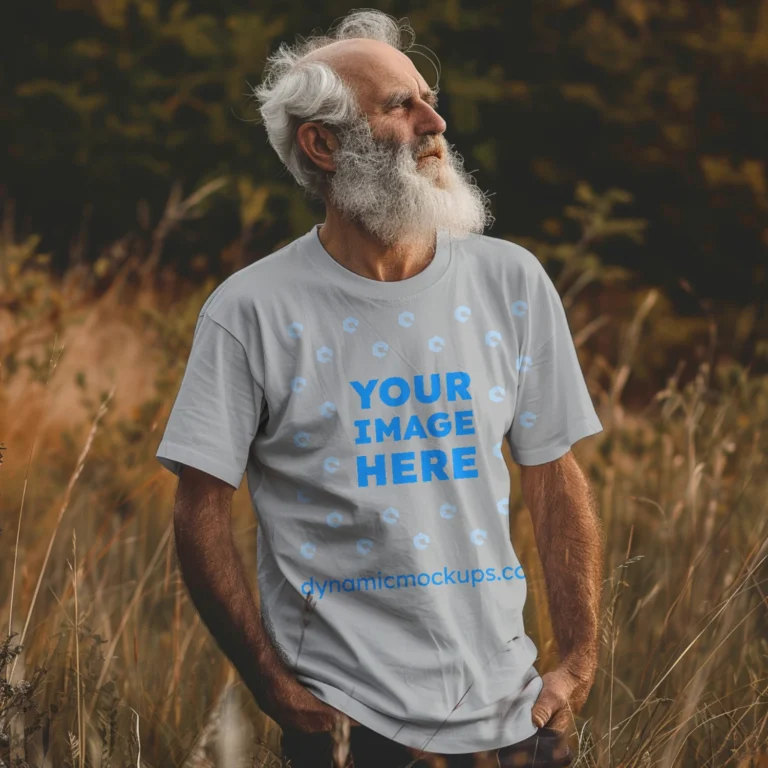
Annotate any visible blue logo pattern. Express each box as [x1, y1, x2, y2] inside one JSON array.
[[439, 503, 457, 519], [510, 300, 528, 317], [372, 341, 389, 358], [285, 294, 541, 563], [381, 507, 400, 524], [454, 306, 471, 322], [287, 322, 304, 339], [300, 541, 316, 559], [320, 401, 337, 418], [357, 538, 373, 555], [489, 386, 505, 403], [428, 336, 445, 352], [293, 431, 310, 448], [316, 346, 333, 363]]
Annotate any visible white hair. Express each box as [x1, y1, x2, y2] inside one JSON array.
[[250, 9, 439, 200]]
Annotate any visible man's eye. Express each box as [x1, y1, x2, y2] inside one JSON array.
[[388, 99, 438, 111]]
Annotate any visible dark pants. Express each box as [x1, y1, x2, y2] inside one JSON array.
[[281, 722, 575, 767]]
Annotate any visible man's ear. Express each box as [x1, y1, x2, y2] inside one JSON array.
[[296, 122, 338, 172], [322, 126, 339, 152]]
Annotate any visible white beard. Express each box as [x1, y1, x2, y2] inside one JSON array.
[[325, 117, 495, 247]]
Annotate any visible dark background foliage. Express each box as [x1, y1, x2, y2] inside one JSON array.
[[2, 0, 767, 310]]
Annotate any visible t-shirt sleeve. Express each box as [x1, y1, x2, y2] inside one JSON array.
[[156, 312, 265, 490], [505, 256, 603, 466]]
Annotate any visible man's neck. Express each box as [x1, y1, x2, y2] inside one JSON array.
[[317, 210, 436, 283]]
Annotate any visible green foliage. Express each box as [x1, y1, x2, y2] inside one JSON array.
[[1, 1, 766, 315]]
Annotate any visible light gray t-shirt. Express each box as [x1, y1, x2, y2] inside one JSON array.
[[156, 224, 603, 754]]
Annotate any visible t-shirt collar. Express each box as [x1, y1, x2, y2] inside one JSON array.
[[304, 223, 451, 300]]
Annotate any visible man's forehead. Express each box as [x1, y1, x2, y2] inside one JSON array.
[[302, 39, 429, 104]]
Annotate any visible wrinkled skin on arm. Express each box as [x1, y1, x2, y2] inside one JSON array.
[[172, 466, 355, 735], [518, 450, 604, 734]]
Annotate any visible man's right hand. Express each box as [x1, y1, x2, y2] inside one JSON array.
[[255, 664, 360, 734]]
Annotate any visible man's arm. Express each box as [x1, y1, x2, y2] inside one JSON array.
[[172, 466, 353, 734], [172, 466, 292, 702], [519, 451, 604, 698]]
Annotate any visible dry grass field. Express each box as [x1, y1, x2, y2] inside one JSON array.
[[1, 220, 767, 767]]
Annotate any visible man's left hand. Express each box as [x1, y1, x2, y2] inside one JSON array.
[[531, 662, 593, 734]]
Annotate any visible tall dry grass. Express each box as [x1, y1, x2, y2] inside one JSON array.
[[1, 189, 767, 767]]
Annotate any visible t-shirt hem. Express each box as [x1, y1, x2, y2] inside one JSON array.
[[509, 417, 603, 466], [303, 679, 542, 754], [156, 439, 243, 490]]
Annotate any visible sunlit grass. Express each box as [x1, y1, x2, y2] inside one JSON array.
[[1, 207, 767, 766]]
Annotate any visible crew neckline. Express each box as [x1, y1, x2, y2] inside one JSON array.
[[304, 224, 452, 300]]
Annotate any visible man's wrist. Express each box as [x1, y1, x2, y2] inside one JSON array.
[[561, 649, 598, 686]]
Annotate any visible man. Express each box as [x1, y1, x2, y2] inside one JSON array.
[[156, 9, 604, 768]]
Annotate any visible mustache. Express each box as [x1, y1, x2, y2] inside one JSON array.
[[338, 124, 444, 161], [407, 137, 444, 160]]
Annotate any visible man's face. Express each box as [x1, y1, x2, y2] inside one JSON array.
[[305, 39, 493, 245], [360, 62, 449, 182]]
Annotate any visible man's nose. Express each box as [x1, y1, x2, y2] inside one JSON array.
[[422, 110, 447, 137], [414, 103, 447, 139]]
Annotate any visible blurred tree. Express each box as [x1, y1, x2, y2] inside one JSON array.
[[1, 0, 766, 308]]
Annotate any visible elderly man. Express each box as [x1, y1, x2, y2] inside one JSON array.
[[156, 8, 603, 768]]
